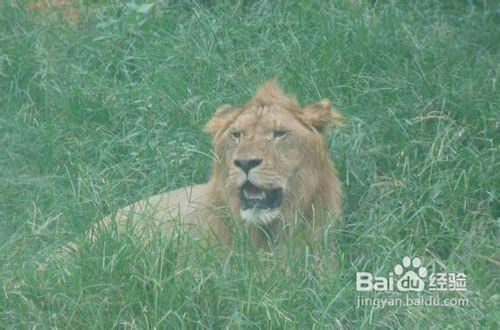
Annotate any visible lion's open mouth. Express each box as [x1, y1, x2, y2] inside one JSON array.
[[239, 181, 283, 210]]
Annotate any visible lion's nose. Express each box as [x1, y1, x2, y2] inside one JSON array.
[[234, 158, 262, 174]]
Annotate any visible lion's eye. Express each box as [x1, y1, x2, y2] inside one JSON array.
[[231, 132, 242, 141], [273, 129, 288, 138]]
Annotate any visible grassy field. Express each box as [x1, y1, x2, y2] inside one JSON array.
[[1, 0, 498, 328]]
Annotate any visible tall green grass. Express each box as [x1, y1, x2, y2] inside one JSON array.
[[1, 0, 498, 327]]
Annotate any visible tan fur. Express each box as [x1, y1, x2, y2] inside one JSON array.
[[93, 81, 342, 249]]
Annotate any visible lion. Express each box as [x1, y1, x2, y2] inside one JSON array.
[[91, 81, 342, 249]]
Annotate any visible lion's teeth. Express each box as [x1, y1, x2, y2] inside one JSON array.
[[243, 189, 265, 200]]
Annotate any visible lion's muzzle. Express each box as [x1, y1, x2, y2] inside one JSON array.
[[239, 181, 283, 210], [233, 158, 263, 174]]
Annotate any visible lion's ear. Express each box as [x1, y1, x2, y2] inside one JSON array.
[[301, 99, 343, 132], [203, 104, 241, 136]]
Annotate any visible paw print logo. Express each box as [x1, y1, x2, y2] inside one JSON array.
[[394, 256, 428, 292]]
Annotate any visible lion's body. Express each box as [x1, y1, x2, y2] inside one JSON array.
[[120, 184, 210, 227], [94, 81, 342, 249], [95, 184, 214, 238]]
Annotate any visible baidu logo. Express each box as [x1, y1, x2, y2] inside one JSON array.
[[356, 256, 467, 292], [394, 256, 427, 291]]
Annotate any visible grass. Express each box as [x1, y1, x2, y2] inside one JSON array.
[[1, 0, 498, 328]]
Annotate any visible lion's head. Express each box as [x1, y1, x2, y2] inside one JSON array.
[[204, 81, 342, 227]]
